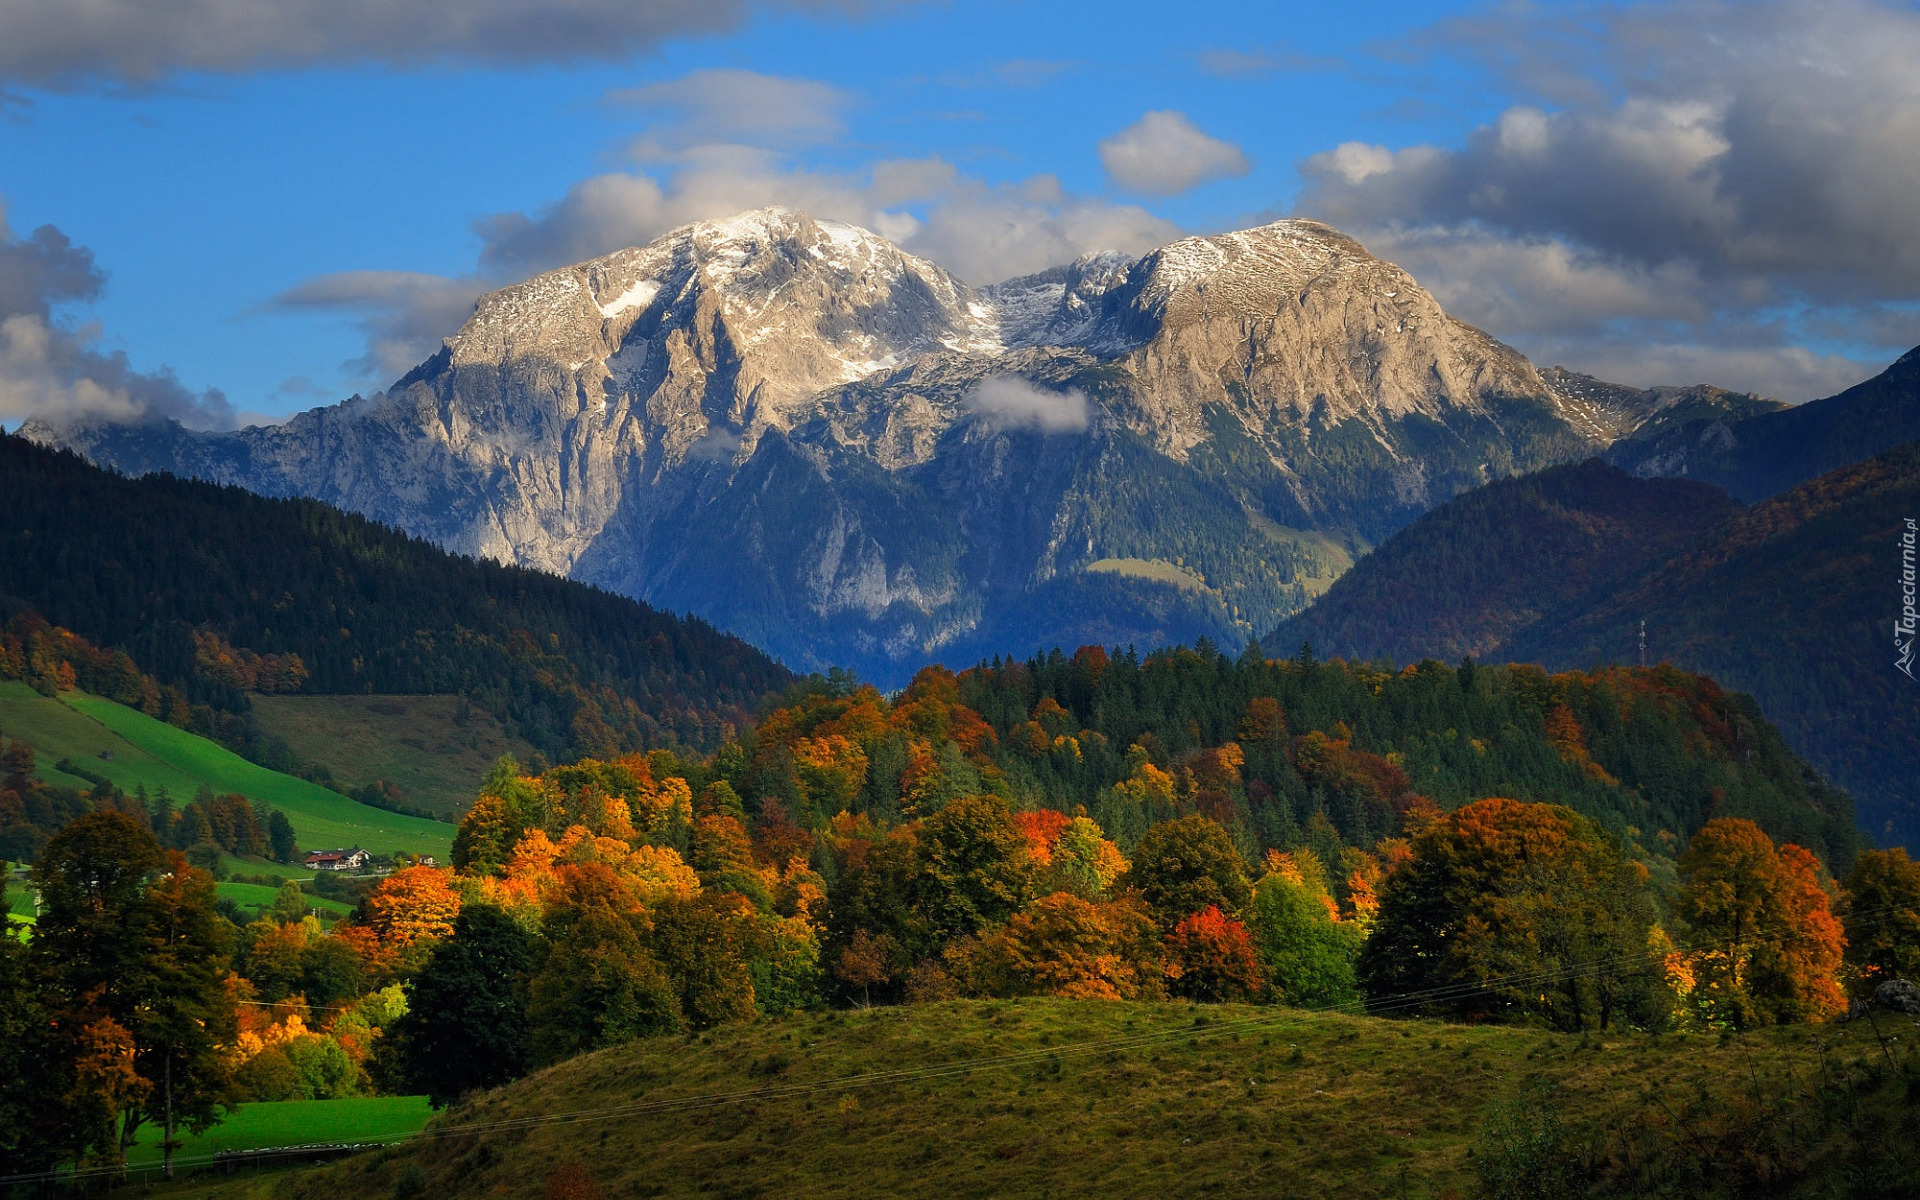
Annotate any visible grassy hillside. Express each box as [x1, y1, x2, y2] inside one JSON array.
[[250, 694, 537, 820], [125, 1096, 433, 1171], [213, 881, 353, 918], [214, 1000, 1915, 1200], [0, 682, 451, 859]]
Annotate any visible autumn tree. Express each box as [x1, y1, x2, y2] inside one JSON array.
[[383, 905, 533, 1107], [913, 794, 1032, 940], [27, 812, 164, 1168], [1121, 814, 1251, 928], [130, 853, 239, 1178], [358, 865, 462, 971], [1678, 818, 1846, 1027], [1841, 847, 1920, 996], [1358, 798, 1665, 1029], [1040, 816, 1126, 900], [972, 892, 1163, 1000], [1165, 906, 1265, 1001]]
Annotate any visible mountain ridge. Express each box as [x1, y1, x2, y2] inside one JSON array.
[[23, 208, 1781, 681]]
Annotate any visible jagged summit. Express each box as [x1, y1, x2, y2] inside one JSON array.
[[31, 208, 1673, 681]]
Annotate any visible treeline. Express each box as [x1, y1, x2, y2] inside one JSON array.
[[0, 433, 793, 768], [736, 648, 1857, 871]]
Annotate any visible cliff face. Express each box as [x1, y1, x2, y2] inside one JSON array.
[[36, 209, 1652, 680]]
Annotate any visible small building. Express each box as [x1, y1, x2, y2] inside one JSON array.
[[303, 847, 369, 872]]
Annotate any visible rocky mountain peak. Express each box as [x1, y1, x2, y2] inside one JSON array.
[[29, 207, 1696, 680]]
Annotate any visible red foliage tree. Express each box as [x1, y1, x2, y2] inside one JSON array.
[[1165, 906, 1264, 1002]]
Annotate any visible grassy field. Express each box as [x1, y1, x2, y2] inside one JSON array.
[[1247, 515, 1361, 600], [124, 1096, 434, 1172], [251, 694, 535, 820], [5, 871, 34, 927], [215, 881, 355, 918], [0, 683, 452, 859], [1085, 557, 1210, 592], [184, 999, 1909, 1200]]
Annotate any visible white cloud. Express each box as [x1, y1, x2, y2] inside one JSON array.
[[1293, 0, 1920, 399], [475, 140, 1177, 286], [963, 375, 1089, 433], [1099, 111, 1250, 196], [0, 0, 864, 88], [0, 205, 234, 428]]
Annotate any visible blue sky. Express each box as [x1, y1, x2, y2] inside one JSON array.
[[2, 0, 1918, 425]]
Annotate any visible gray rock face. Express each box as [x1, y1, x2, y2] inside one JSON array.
[[31, 208, 1668, 682]]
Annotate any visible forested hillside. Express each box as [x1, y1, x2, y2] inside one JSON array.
[[1270, 444, 1920, 849], [1510, 441, 1920, 848], [0, 434, 793, 769], [1265, 459, 1739, 664]]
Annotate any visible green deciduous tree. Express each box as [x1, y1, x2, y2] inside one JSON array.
[[383, 905, 533, 1107], [1359, 797, 1665, 1030], [1121, 814, 1251, 928], [1842, 846, 1920, 996], [1246, 871, 1362, 1008], [913, 794, 1032, 939], [527, 909, 682, 1065]]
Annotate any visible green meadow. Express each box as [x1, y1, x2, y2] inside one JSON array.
[[0, 683, 452, 859], [124, 1096, 434, 1173]]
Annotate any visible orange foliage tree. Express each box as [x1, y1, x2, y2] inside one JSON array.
[[1678, 818, 1846, 1027], [355, 866, 461, 973], [974, 892, 1163, 1000]]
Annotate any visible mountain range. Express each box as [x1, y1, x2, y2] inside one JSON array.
[[32, 207, 1799, 684]]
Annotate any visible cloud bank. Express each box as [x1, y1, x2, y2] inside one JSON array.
[[0, 207, 235, 429], [1296, 0, 1920, 399], [270, 270, 485, 383]]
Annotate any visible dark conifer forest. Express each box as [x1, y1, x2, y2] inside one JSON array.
[[0, 434, 793, 765]]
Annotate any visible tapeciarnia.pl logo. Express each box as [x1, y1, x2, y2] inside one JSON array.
[[1900, 517, 1917, 679]]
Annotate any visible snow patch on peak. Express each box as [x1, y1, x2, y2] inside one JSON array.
[[598, 279, 661, 319]]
